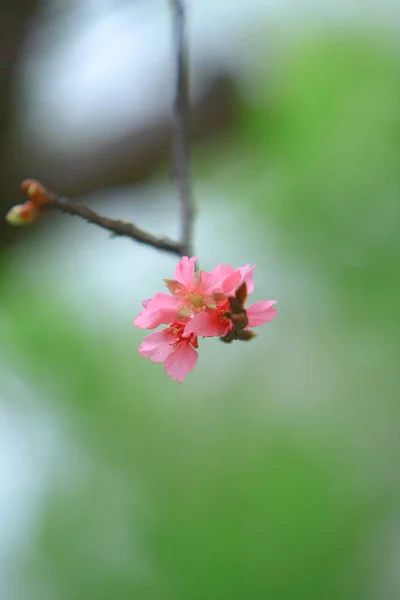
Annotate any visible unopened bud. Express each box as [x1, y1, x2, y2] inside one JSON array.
[[6, 201, 40, 226], [21, 179, 49, 207]]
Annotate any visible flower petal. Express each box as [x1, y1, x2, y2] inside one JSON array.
[[173, 256, 198, 288], [164, 342, 198, 383], [239, 265, 255, 294], [201, 263, 234, 294], [222, 271, 242, 295], [184, 311, 226, 337], [138, 330, 174, 363], [221, 265, 255, 295], [134, 293, 181, 329], [246, 301, 277, 327]]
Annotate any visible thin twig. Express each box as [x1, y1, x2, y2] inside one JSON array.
[[171, 0, 195, 257], [46, 191, 182, 256]]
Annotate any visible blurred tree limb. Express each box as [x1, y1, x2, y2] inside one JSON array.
[[16, 180, 182, 255], [0, 1, 238, 251], [10, 1, 237, 258]]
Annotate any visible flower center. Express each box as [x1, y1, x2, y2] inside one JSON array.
[[185, 293, 204, 308], [167, 322, 198, 349]]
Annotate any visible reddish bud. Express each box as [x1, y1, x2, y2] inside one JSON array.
[[21, 179, 49, 207], [6, 201, 40, 226]]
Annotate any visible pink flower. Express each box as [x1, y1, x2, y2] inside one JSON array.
[[135, 256, 256, 330], [134, 256, 277, 382], [139, 323, 198, 383], [134, 293, 182, 329], [184, 290, 277, 340]]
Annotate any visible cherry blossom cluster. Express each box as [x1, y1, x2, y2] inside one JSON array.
[[134, 256, 277, 382]]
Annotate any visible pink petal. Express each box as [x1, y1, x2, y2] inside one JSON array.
[[164, 342, 198, 383], [184, 311, 226, 337], [173, 256, 198, 288], [134, 293, 181, 329], [222, 271, 242, 294], [221, 265, 255, 295], [200, 263, 256, 297], [239, 264, 255, 294], [201, 263, 235, 294], [138, 330, 174, 363], [246, 301, 277, 327]]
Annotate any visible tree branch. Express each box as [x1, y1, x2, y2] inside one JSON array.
[[9, 181, 180, 255], [171, 0, 195, 257], [46, 192, 182, 255], [7, 1, 197, 262]]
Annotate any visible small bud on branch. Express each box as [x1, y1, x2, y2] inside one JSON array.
[[10, 179, 182, 255], [6, 200, 40, 226], [21, 179, 50, 207]]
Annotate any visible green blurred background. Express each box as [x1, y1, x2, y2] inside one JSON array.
[[1, 2, 400, 599]]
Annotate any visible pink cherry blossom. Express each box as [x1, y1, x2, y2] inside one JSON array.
[[134, 256, 277, 382], [139, 323, 198, 383], [183, 293, 277, 340], [171, 256, 254, 301], [136, 256, 257, 331]]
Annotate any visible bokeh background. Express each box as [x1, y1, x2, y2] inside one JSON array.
[[1, 1, 400, 599]]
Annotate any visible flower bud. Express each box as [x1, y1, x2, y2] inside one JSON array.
[[6, 201, 40, 226], [20, 179, 49, 207]]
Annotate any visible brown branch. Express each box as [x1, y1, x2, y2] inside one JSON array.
[[14, 181, 182, 255], [46, 192, 182, 255], [171, 0, 195, 257], [7, 2, 198, 260]]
